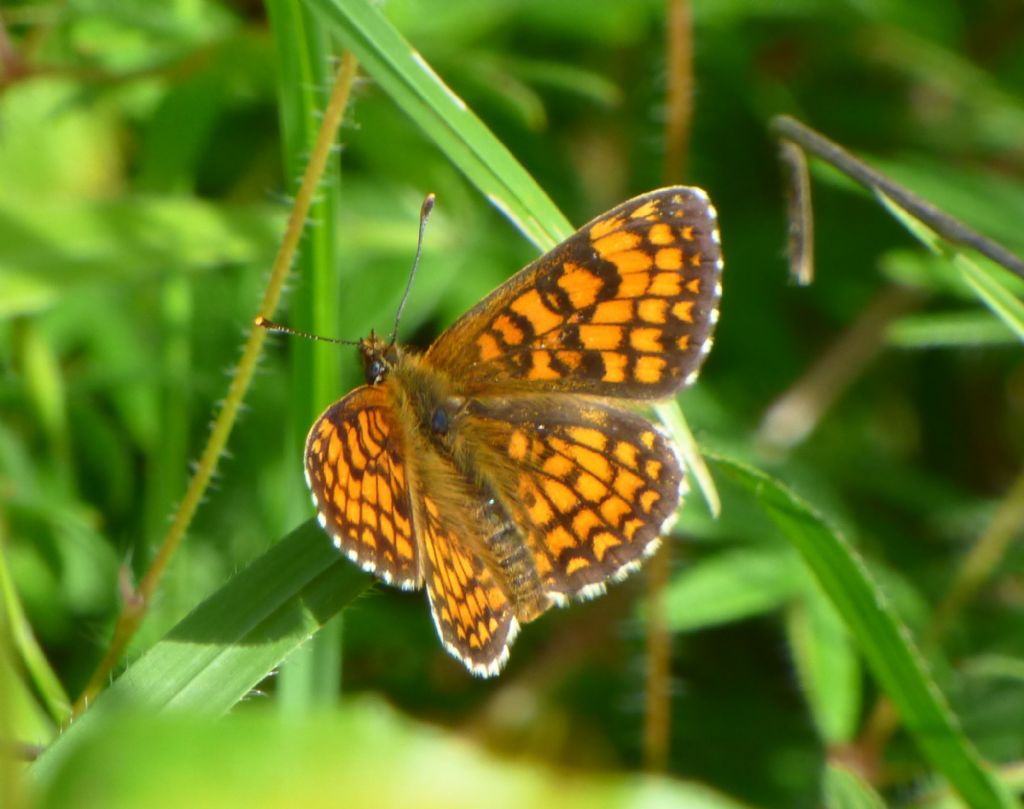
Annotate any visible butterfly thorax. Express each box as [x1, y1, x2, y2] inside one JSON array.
[[360, 335, 453, 433], [360, 333, 463, 432], [370, 341, 550, 624]]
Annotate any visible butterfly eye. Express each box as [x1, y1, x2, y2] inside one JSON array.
[[430, 406, 449, 434], [366, 359, 386, 384]]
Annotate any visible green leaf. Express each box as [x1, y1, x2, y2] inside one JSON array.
[[265, 0, 347, 712], [1, 532, 68, 733], [658, 545, 802, 633], [30, 520, 372, 784], [35, 700, 754, 809], [786, 580, 860, 744], [823, 764, 887, 809], [0, 197, 282, 319], [960, 655, 1024, 684], [957, 257, 1024, 344], [876, 190, 1024, 344], [709, 454, 1017, 809], [656, 400, 721, 519], [887, 311, 1016, 348]]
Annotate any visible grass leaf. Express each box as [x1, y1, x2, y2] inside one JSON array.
[[265, 0, 347, 712], [709, 454, 1017, 809], [786, 580, 861, 744], [823, 764, 887, 809], [657, 545, 801, 632], [302, 0, 572, 250], [30, 521, 371, 784], [35, 700, 754, 809], [876, 190, 1024, 344]]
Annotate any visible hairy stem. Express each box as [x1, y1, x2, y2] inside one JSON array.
[[69, 51, 360, 720]]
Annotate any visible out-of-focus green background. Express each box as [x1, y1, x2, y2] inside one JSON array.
[[2, 1, 1023, 807]]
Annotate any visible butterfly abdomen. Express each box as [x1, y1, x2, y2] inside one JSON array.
[[387, 354, 548, 620]]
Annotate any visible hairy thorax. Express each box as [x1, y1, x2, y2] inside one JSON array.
[[387, 346, 549, 623]]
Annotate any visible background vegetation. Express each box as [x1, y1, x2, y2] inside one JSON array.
[[2, 1, 1023, 807]]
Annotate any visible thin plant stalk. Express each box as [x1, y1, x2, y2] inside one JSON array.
[[859, 466, 1024, 767], [644, 0, 694, 773], [69, 51, 360, 720]]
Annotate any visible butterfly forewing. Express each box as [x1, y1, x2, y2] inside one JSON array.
[[425, 187, 722, 399], [305, 385, 419, 589]]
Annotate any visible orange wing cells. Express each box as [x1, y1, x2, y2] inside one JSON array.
[[303, 186, 723, 676]]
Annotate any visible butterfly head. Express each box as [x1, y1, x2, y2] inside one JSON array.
[[359, 330, 399, 385]]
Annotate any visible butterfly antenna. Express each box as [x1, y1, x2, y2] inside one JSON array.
[[390, 192, 436, 344], [254, 316, 359, 346]]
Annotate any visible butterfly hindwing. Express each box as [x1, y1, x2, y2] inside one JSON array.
[[460, 395, 685, 603], [304, 385, 419, 589], [418, 493, 519, 676]]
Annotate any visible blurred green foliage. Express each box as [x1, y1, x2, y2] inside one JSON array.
[[1, 0, 1023, 807]]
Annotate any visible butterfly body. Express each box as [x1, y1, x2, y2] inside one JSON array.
[[305, 187, 722, 675], [351, 335, 553, 624]]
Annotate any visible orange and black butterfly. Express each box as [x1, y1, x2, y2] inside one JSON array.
[[304, 187, 722, 675]]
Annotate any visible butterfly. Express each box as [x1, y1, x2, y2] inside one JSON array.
[[304, 187, 722, 676]]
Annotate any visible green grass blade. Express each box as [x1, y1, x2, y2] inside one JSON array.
[[887, 311, 1015, 348], [786, 580, 861, 745], [876, 190, 1024, 344], [34, 701, 755, 809], [0, 531, 69, 724], [656, 400, 721, 518], [301, 0, 573, 250], [266, 0, 344, 426], [709, 454, 1017, 809], [961, 655, 1024, 683], [0, 197, 281, 319], [823, 764, 887, 809], [657, 546, 801, 633], [30, 520, 371, 784], [266, 0, 346, 712], [957, 256, 1024, 343]]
